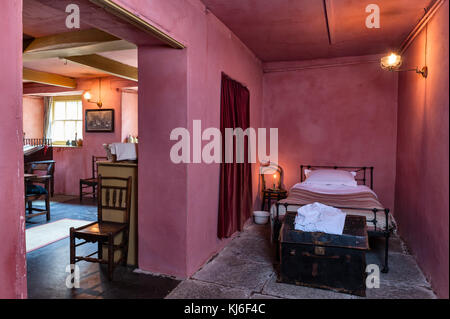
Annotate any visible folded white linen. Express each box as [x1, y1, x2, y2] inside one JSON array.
[[294, 202, 347, 235], [109, 143, 137, 161]]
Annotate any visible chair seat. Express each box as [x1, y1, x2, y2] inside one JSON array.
[[26, 184, 48, 195], [80, 178, 98, 185], [26, 193, 46, 200], [74, 221, 127, 237]]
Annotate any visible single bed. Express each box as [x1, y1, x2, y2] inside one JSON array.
[[271, 165, 396, 273]]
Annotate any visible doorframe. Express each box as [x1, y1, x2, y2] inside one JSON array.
[[17, 0, 186, 298]]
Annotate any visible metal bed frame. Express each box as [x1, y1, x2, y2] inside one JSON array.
[[274, 165, 392, 273]]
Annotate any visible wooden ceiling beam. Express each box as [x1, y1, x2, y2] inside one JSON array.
[[64, 54, 138, 82], [23, 29, 136, 61], [25, 29, 118, 53], [23, 68, 77, 88], [23, 34, 35, 52]]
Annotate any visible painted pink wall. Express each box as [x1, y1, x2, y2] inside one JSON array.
[[117, 0, 263, 277], [184, 9, 263, 276], [0, 0, 27, 299], [121, 91, 138, 142], [395, 2, 449, 298], [138, 47, 188, 277], [262, 55, 398, 211], [23, 96, 44, 139], [53, 77, 122, 195]]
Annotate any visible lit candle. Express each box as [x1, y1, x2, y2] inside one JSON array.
[[273, 174, 277, 189]]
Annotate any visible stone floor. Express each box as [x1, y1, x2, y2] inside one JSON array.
[[166, 223, 437, 299], [27, 196, 436, 299]]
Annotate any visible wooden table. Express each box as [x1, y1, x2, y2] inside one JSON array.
[[261, 188, 287, 211]]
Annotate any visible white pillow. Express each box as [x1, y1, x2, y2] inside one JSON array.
[[304, 169, 357, 187]]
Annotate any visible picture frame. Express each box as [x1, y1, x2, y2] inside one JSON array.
[[85, 109, 115, 133]]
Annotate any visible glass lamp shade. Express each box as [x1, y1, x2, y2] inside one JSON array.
[[83, 91, 92, 100], [380, 53, 402, 70]]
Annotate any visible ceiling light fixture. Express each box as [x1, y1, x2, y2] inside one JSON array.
[[380, 53, 428, 78]]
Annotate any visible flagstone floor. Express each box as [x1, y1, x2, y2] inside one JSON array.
[[166, 223, 437, 299], [27, 196, 436, 299]]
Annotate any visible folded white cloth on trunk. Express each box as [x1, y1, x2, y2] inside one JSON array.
[[294, 202, 347, 235], [109, 143, 137, 161]]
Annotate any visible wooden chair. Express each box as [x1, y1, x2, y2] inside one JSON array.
[[70, 175, 132, 281], [79, 156, 108, 202], [260, 162, 287, 211], [25, 160, 55, 197], [25, 175, 51, 221]]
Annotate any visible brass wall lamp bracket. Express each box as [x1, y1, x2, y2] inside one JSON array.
[[392, 66, 428, 78], [416, 66, 428, 78], [83, 78, 104, 108]]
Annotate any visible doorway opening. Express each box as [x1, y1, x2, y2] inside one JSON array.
[[21, 0, 182, 298]]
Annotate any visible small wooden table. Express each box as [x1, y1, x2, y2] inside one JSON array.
[[261, 188, 287, 211], [279, 213, 369, 296]]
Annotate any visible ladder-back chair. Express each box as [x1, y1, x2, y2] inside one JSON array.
[[24, 161, 54, 221], [25, 175, 51, 221], [70, 175, 132, 281], [25, 160, 55, 197], [79, 156, 108, 201]]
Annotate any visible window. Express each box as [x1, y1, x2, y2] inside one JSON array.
[[51, 97, 83, 145]]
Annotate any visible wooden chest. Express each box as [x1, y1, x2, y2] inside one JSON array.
[[279, 213, 369, 296]]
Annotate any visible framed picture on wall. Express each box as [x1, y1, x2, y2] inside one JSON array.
[[85, 109, 115, 133]]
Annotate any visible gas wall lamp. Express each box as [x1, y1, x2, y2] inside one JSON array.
[[380, 53, 428, 78]]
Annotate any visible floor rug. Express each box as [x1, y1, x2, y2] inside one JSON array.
[[26, 218, 92, 253]]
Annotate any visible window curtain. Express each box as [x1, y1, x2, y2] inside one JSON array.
[[43, 96, 53, 141], [218, 73, 253, 239]]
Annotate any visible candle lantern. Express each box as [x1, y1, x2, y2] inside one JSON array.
[[259, 162, 288, 212]]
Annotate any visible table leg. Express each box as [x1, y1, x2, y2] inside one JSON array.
[[261, 193, 266, 211]]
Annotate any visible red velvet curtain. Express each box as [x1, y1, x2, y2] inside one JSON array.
[[218, 73, 253, 239]]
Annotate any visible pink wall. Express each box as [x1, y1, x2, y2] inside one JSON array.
[[53, 77, 122, 195], [395, 2, 449, 298], [115, 0, 263, 277], [23, 96, 44, 139], [0, 0, 27, 298], [138, 47, 189, 277], [121, 91, 138, 142], [185, 9, 263, 276], [262, 55, 398, 210]]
